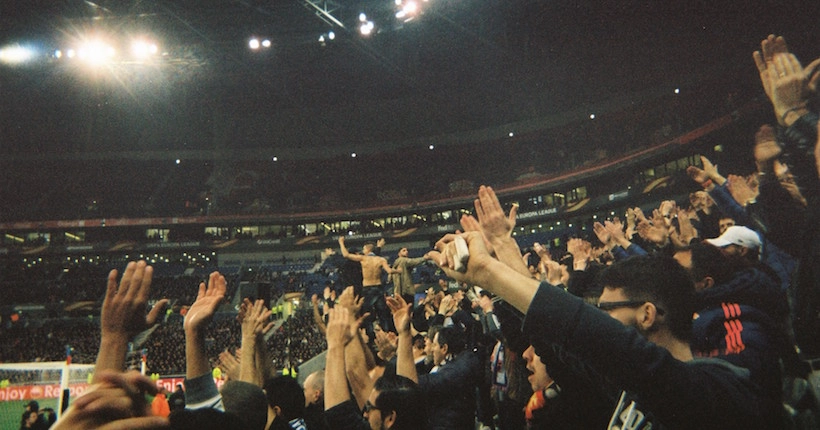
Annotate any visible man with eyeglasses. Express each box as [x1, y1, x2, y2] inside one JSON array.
[[431, 232, 782, 429]]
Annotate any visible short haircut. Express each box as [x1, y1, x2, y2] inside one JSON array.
[[688, 241, 745, 285], [598, 254, 695, 342], [263, 376, 306, 421], [435, 325, 466, 355], [373, 374, 426, 430]]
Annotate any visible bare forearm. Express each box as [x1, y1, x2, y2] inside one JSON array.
[[239, 335, 261, 385], [344, 339, 373, 409], [474, 259, 539, 315], [324, 345, 349, 410], [185, 329, 212, 379], [491, 237, 530, 278], [395, 332, 417, 383], [94, 334, 130, 381]]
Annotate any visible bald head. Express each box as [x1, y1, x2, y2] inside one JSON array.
[[303, 370, 325, 407]]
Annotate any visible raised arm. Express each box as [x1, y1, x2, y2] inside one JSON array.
[[312, 294, 328, 334], [324, 307, 355, 411], [184, 272, 227, 379], [464, 185, 529, 277], [339, 236, 364, 262], [387, 294, 417, 383], [381, 257, 401, 275], [239, 299, 274, 386], [431, 231, 539, 315], [96, 261, 168, 381], [337, 287, 375, 408]]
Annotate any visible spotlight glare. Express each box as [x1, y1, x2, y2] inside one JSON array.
[[0, 45, 35, 64], [249, 38, 260, 50], [360, 21, 375, 36], [359, 13, 368, 22], [78, 40, 115, 65], [589, 114, 596, 119], [328, 31, 335, 40], [674, 88, 680, 94], [54, 50, 62, 59], [66, 49, 76, 58], [262, 39, 271, 48], [429, 144, 434, 150], [351, 152, 357, 158], [132, 40, 159, 58]]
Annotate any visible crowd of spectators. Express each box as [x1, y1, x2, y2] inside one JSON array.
[[1, 33, 819, 430]]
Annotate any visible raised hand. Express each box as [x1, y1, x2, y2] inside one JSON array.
[[604, 219, 629, 246], [543, 260, 563, 287], [337, 286, 363, 317], [727, 174, 759, 206], [532, 242, 551, 262], [592, 222, 613, 248], [637, 210, 670, 246], [673, 208, 698, 248], [473, 185, 517, 242], [765, 52, 820, 125], [754, 124, 781, 172], [386, 295, 412, 334], [218, 350, 241, 381], [325, 307, 354, 350], [241, 299, 274, 339], [184, 272, 226, 334], [429, 231, 496, 286], [753, 34, 790, 100], [101, 261, 167, 340], [566, 238, 592, 271]]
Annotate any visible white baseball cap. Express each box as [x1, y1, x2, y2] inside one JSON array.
[[705, 226, 762, 250]]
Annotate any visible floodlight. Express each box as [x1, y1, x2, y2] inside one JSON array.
[[328, 31, 335, 40], [77, 40, 115, 64], [249, 38, 261, 50], [360, 21, 375, 36], [359, 13, 368, 22], [403, 1, 418, 14], [0, 45, 35, 64], [262, 39, 271, 48], [132, 40, 159, 58], [589, 114, 596, 119]]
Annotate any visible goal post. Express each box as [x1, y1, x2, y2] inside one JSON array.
[[0, 361, 95, 423]]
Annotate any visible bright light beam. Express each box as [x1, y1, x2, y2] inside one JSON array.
[[0, 45, 36, 64]]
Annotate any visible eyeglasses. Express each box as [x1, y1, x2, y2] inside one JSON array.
[[596, 300, 665, 315], [363, 401, 381, 414]]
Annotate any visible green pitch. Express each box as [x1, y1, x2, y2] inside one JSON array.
[[0, 399, 60, 430]]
